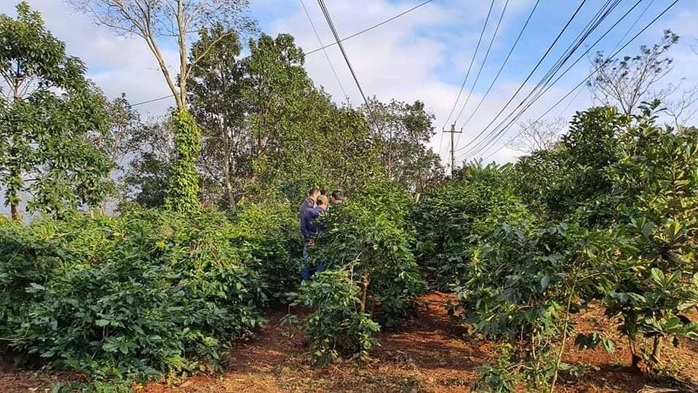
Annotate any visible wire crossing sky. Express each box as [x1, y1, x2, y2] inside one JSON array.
[[3, 0, 694, 167]]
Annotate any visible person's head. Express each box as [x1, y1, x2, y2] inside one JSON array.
[[320, 189, 327, 196], [308, 187, 321, 201], [331, 190, 343, 204], [317, 195, 329, 210]]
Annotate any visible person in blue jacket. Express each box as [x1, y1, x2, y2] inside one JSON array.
[[299, 187, 320, 257], [300, 195, 328, 281]]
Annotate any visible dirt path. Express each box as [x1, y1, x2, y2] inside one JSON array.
[[2, 292, 697, 392], [141, 292, 698, 393]]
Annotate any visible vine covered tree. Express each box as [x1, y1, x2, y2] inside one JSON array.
[[0, 2, 111, 220], [69, 0, 254, 211]]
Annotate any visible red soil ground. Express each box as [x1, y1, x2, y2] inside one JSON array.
[[2, 292, 697, 392]]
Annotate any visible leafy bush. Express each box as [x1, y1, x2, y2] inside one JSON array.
[[292, 178, 425, 365], [0, 209, 266, 381], [291, 270, 380, 366], [587, 104, 698, 370], [413, 163, 537, 288], [229, 201, 304, 302], [312, 181, 425, 326], [458, 222, 616, 392], [513, 147, 573, 219]]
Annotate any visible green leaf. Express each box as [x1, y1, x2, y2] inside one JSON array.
[[95, 319, 110, 327], [650, 268, 665, 286]]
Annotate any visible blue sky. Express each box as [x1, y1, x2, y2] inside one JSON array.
[[1, 0, 697, 166], [247, 0, 698, 163]]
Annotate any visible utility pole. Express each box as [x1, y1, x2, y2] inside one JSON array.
[[443, 123, 462, 176]]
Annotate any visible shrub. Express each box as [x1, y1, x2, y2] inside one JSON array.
[[312, 181, 426, 326], [291, 270, 380, 366], [0, 209, 266, 381], [588, 103, 698, 370], [458, 222, 616, 392], [413, 163, 537, 289], [229, 201, 304, 302], [292, 178, 425, 365]]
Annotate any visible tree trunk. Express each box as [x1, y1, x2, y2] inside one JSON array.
[[10, 202, 21, 222], [629, 339, 642, 370], [223, 122, 235, 210], [224, 159, 235, 210], [360, 270, 370, 314], [651, 336, 663, 365]]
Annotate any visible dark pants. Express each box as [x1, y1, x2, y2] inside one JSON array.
[[300, 263, 325, 282]]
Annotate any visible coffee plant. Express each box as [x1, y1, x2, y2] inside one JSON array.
[[229, 201, 304, 302], [413, 163, 537, 289], [291, 178, 425, 365], [0, 209, 266, 380], [455, 221, 616, 392]]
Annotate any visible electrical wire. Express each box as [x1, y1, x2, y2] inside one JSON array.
[[477, 0, 679, 161], [299, 0, 350, 102], [462, 0, 624, 157], [453, 0, 590, 156], [458, 0, 541, 132], [438, 0, 495, 158], [131, 94, 173, 107], [305, 0, 435, 56], [453, 0, 511, 147], [316, 0, 372, 111], [465, 0, 647, 159]]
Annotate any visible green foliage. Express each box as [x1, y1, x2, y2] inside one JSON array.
[[0, 2, 112, 220], [591, 103, 698, 367], [184, 29, 388, 207], [0, 210, 266, 381], [561, 106, 627, 227], [187, 25, 245, 209], [121, 120, 174, 209], [165, 110, 201, 212], [291, 270, 380, 366], [312, 179, 425, 325], [229, 201, 304, 302], [363, 98, 444, 191], [413, 163, 536, 288], [513, 147, 572, 219], [292, 178, 425, 365], [459, 222, 616, 392]]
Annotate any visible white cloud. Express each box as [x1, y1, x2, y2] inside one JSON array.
[[2, 0, 696, 168], [0, 0, 178, 116]]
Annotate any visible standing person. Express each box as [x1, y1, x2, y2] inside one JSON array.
[[301, 196, 328, 281], [300, 188, 321, 259], [330, 190, 343, 206]]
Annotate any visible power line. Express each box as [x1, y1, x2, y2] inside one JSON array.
[[465, 0, 645, 159], [316, 0, 371, 110], [459, 0, 541, 131], [453, 0, 590, 156], [462, 0, 623, 158], [441, 0, 495, 129], [304, 0, 435, 56], [610, 0, 655, 53], [131, 94, 173, 107], [299, 0, 350, 102], [483, 83, 584, 162], [453, 0, 511, 146], [438, 0, 495, 159], [478, 0, 679, 161]]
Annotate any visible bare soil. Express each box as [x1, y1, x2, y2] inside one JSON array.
[[2, 292, 697, 392]]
